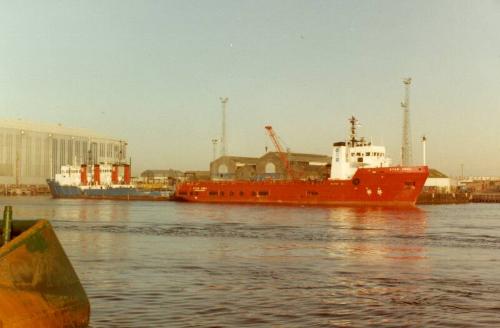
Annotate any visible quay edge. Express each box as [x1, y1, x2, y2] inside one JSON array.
[[0, 218, 90, 327]]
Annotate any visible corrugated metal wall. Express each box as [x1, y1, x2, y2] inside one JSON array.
[[0, 127, 127, 185]]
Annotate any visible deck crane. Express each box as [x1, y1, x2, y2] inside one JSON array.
[[264, 126, 295, 179]]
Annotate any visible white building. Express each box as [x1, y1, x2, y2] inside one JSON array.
[[0, 119, 127, 185], [423, 169, 452, 192]]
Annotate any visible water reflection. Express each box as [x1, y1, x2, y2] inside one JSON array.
[[4, 197, 500, 327], [319, 207, 431, 327], [326, 206, 427, 260]]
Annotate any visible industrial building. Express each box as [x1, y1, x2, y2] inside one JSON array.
[[140, 169, 184, 182], [210, 152, 331, 181], [0, 119, 127, 186], [423, 168, 453, 192]]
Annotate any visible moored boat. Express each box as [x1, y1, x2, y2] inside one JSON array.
[[0, 206, 90, 327], [47, 163, 172, 201], [175, 117, 429, 206]]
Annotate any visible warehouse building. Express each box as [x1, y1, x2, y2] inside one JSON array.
[[257, 152, 330, 180], [210, 152, 331, 181], [0, 119, 127, 185], [423, 168, 453, 192], [210, 156, 258, 180]]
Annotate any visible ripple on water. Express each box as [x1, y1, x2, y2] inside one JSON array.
[[6, 198, 500, 327]]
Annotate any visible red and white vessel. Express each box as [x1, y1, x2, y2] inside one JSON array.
[[175, 117, 428, 206], [47, 163, 172, 201]]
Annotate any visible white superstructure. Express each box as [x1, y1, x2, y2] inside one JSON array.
[[54, 163, 132, 188], [56, 165, 82, 186], [330, 116, 392, 180]]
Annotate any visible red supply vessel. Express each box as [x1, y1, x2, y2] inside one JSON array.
[[175, 117, 428, 207]]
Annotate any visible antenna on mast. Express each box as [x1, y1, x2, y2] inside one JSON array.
[[348, 116, 360, 147]]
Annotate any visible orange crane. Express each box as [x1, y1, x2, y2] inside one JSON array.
[[265, 126, 295, 179]]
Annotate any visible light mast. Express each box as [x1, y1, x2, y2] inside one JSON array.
[[422, 135, 426, 165], [211, 138, 219, 161], [401, 77, 412, 166], [219, 97, 228, 157]]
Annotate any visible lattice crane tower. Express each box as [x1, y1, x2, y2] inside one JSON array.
[[401, 78, 412, 166]]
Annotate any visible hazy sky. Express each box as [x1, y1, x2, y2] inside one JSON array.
[[1, 1, 499, 176]]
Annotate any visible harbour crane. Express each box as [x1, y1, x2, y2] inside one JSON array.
[[264, 126, 295, 179]]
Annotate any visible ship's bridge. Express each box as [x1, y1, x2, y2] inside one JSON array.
[[348, 144, 390, 168], [330, 116, 392, 180], [55, 165, 82, 186]]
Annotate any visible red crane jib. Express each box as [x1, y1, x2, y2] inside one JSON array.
[[264, 126, 295, 179]]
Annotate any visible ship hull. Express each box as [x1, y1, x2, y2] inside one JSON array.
[[175, 166, 429, 207], [47, 180, 171, 201], [0, 220, 90, 327]]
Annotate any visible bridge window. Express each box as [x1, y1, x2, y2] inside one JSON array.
[[258, 191, 269, 196], [209, 191, 218, 196]]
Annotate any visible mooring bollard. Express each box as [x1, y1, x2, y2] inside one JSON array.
[[1, 205, 13, 246]]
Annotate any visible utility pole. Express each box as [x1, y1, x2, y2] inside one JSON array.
[[401, 78, 412, 166], [220, 97, 228, 157]]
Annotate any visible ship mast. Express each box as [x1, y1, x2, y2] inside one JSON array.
[[265, 126, 294, 179], [348, 116, 359, 147]]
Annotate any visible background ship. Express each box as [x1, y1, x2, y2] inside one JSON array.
[[47, 163, 172, 201], [175, 117, 429, 206]]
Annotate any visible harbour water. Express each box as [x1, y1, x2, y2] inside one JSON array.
[[4, 197, 500, 327]]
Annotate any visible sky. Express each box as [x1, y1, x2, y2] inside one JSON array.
[[1, 0, 499, 176]]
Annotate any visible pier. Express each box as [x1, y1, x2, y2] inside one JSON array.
[[417, 192, 470, 205], [471, 193, 500, 203]]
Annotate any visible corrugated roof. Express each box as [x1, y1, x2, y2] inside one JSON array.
[[429, 168, 448, 178], [217, 156, 259, 164], [141, 169, 184, 177], [0, 118, 122, 141], [265, 152, 331, 163]]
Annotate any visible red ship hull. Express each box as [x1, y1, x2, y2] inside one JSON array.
[[175, 166, 429, 207]]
